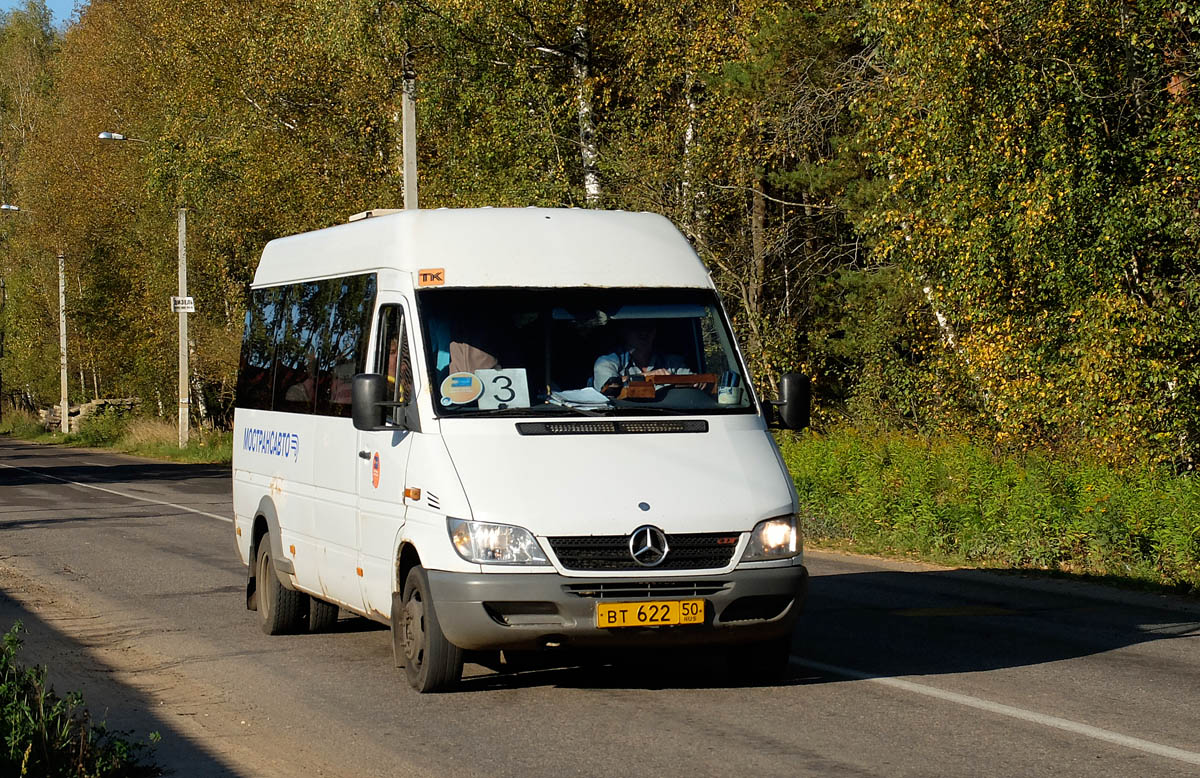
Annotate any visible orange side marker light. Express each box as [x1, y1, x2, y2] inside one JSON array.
[[289, 545, 296, 556], [356, 567, 364, 577], [404, 487, 422, 501]]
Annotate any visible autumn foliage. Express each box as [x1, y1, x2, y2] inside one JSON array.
[[0, 0, 1193, 469]]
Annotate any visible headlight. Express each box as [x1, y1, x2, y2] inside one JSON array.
[[447, 519, 549, 565], [741, 515, 801, 562]]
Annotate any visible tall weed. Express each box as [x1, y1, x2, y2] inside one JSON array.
[[0, 410, 48, 439], [0, 623, 160, 777]]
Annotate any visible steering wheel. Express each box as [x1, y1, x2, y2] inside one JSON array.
[[641, 373, 718, 393], [601, 373, 718, 399]]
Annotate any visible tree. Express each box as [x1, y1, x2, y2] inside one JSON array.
[[853, 0, 1200, 462]]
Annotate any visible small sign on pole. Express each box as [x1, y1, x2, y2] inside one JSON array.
[[170, 296, 195, 313]]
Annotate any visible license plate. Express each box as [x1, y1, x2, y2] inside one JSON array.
[[596, 599, 705, 628]]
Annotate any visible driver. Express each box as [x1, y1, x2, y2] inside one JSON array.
[[593, 320, 691, 391]]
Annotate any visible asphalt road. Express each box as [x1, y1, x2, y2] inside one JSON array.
[[0, 436, 1197, 777]]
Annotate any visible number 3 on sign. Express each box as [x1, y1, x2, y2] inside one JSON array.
[[475, 369, 530, 410]]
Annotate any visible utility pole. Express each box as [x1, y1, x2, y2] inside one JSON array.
[[58, 251, 67, 434], [402, 47, 418, 210], [97, 132, 191, 447], [177, 208, 189, 448]]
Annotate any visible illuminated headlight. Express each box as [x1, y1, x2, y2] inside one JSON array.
[[447, 519, 549, 565], [741, 515, 801, 562]]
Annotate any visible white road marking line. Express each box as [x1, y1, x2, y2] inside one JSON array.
[[0, 462, 232, 524], [792, 656, 1200, 767]]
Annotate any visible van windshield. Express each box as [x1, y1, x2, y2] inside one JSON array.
[[417, 288, 756, 417]]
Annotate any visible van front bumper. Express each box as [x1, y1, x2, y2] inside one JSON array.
[[426, 565, 808, 651]]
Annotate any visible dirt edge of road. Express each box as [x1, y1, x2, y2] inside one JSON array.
[[0, 556, 345, 778]]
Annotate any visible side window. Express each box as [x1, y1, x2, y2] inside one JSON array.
[[273, 282, 323, 414], [373, 305, 413, 424], [317, 274, 377, 417], [700, 309, 733, 375], [235, 287, 282, 411]]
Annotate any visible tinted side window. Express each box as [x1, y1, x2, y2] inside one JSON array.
[[235, 287, 282, 411], [373, 305, 413, 425], [273, 282, 324, 414], [317, 274, 377, 417]]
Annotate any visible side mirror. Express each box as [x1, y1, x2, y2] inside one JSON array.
[[772, 373, 811, 430], [351, 373, 389, 431]]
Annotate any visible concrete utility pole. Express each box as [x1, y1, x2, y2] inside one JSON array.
[[0, 277, 5, 423], [177, 208, 189, 448], [402, 48, 418, 210], [58, 251, 67, 434], [97, 132, 191, 447]]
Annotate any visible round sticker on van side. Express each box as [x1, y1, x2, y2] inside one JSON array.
[[440, 372, 484, 405]]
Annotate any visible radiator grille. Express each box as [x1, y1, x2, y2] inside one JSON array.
[[548, 532, 740, 571]]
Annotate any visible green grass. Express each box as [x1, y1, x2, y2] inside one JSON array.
[[0, 411, 231, 465], [0, 623, 160, 777], [779, 426, 1200, 594]]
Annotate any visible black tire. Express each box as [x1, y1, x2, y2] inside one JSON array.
[[396, 566, 463, 692], [256, 539, 306, 636], [727, 635, 792, 683], [308, 596, 340, 633]]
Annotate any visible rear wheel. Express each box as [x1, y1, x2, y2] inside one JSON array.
[[308, 596, 340, 632], [256, 539, 305, 635], [397, 566, 463, 693]]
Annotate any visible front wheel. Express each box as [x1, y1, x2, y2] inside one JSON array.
[[395, 566, 463, 693], [256, 539, 305, 635]]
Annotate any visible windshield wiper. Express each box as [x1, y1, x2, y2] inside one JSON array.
[[608, 404, 694, 415], [445, 404, 612, 419], [542, 402, 611, 417]]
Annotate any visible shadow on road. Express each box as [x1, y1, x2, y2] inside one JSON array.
[[0, 590, 246, 777], [794, 567, 1200, 678], [0, 437, 228, 488], [450, 567, 1200, 692]]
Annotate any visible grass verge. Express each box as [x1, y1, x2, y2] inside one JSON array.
[[0, 410, 231, 465], [0, 622, 160, 777], [779, 426, 1200, 595]]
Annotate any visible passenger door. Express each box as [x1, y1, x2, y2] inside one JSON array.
[[356, 300, 417, 620]]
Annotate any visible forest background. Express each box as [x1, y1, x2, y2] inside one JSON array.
[[0, 0, 1195, 587]]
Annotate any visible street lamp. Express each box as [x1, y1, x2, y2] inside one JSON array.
[[0, 204, 68, 434], [98, 131, 190, 448], [97, 132, 147, 143]]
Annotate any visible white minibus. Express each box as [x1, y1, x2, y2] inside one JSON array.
[[232, 207, 810, 692]]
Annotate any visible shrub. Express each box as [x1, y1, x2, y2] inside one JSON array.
[[0, 623, 160, 777], [781, 427, 1200, 593], [76, 409, 130, 447]]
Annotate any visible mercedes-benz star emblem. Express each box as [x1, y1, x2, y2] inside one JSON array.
[[629, 525, 669, 567]]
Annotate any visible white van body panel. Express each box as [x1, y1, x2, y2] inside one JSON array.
[[254, 208, 711, 290], [234, 207, 808, 663], [436, 415, 794, 541]]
